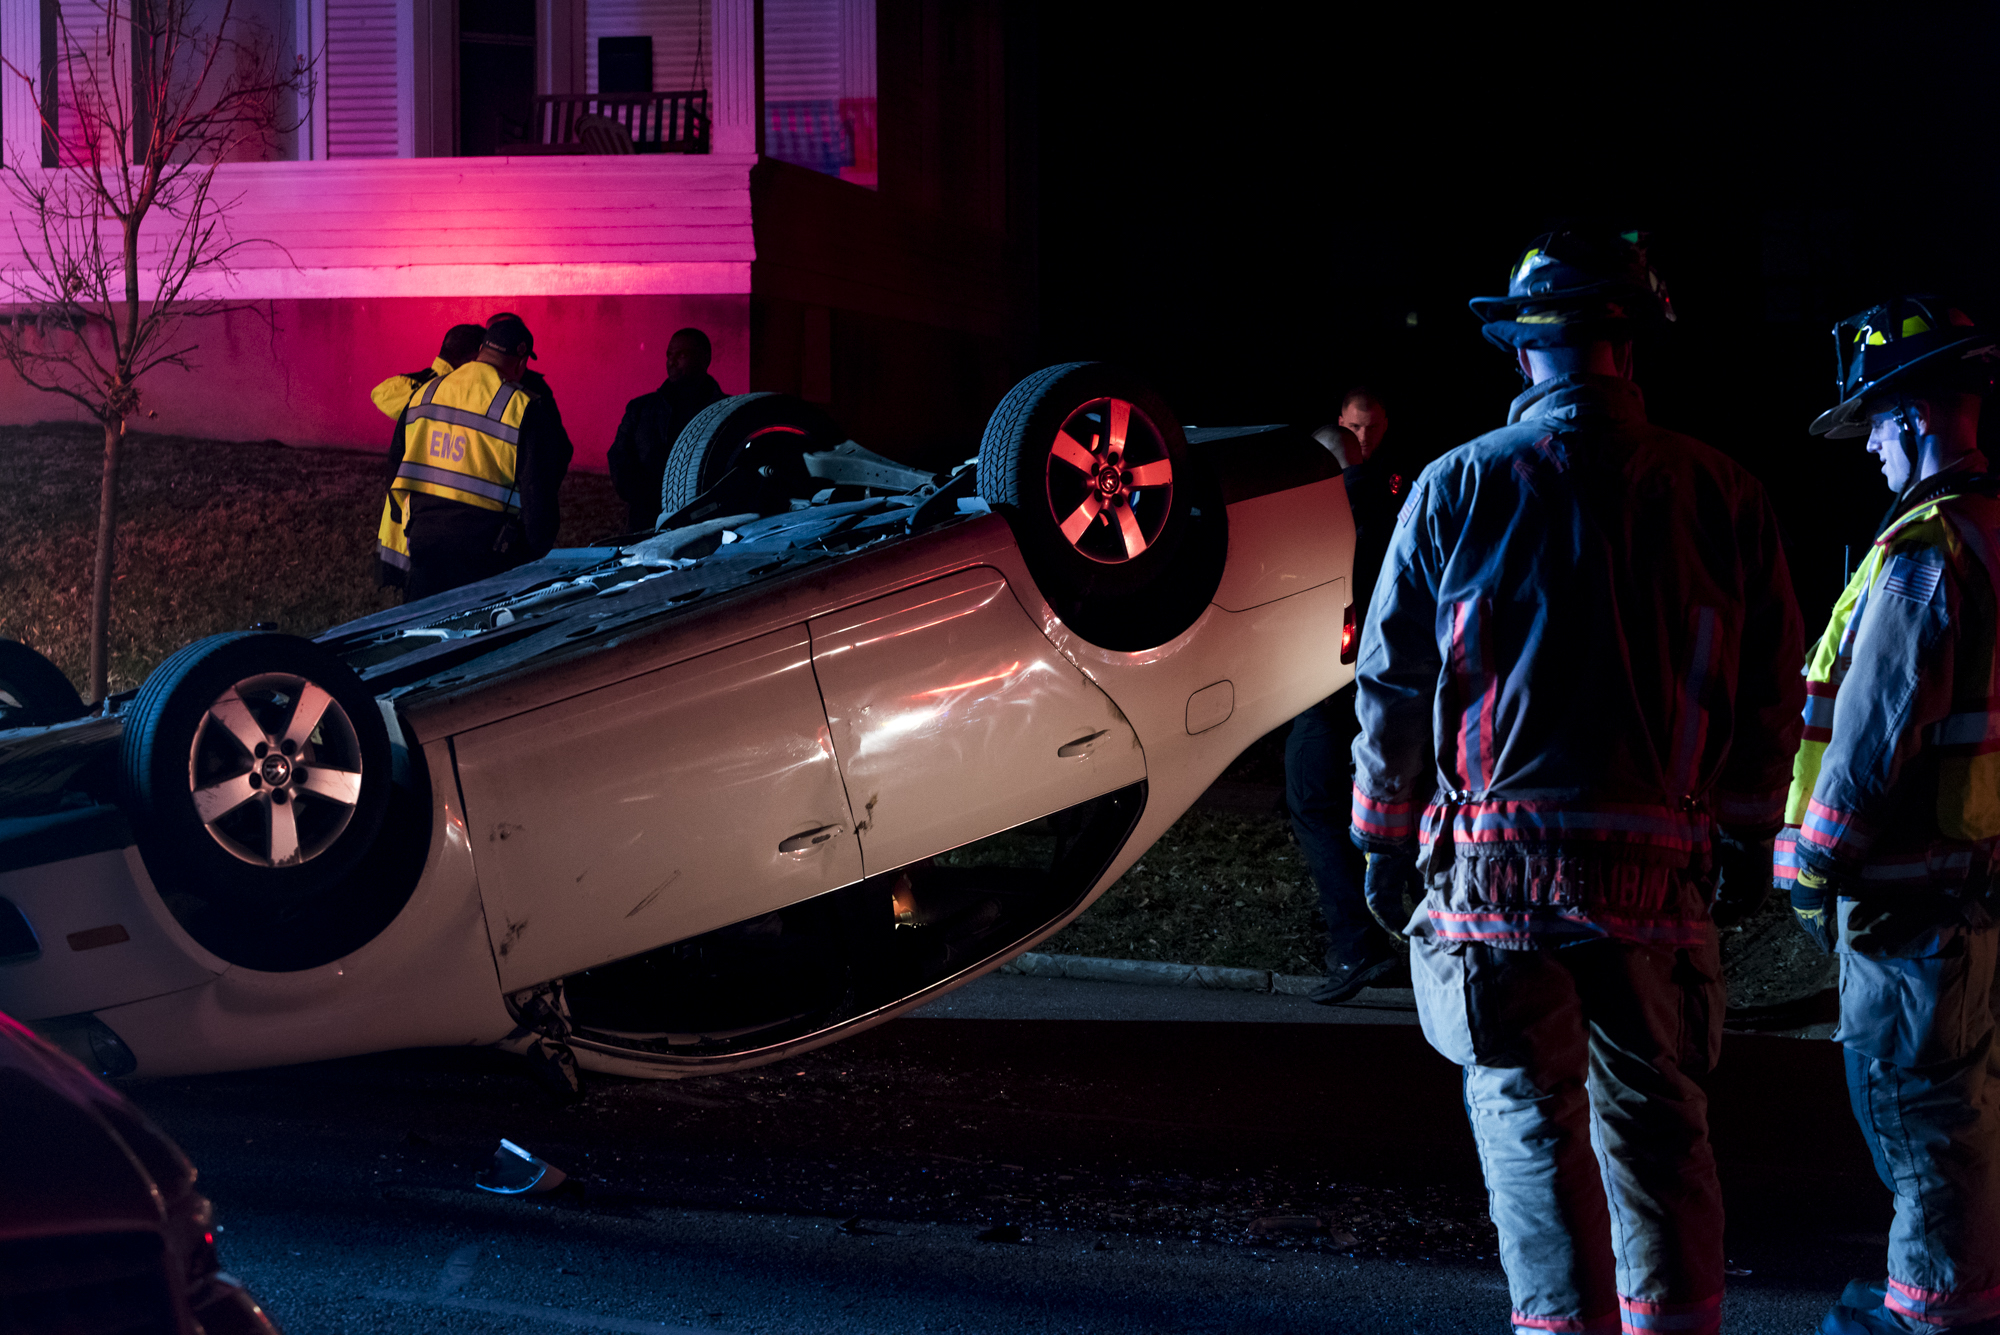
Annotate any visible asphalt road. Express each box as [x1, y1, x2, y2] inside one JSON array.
[[120, 976, 1888, 1334]]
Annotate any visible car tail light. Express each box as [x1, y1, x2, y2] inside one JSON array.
[[1340, 603, 1359, 664]]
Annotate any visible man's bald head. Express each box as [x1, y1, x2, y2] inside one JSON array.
[[1337, 389, 1389, 463]]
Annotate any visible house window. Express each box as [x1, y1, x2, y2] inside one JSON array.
[[41, 0, 297, 165], [460, 0, 536, 156], [763, 0, 874, 187]]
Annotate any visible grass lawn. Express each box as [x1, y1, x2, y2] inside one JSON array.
[[0, 423, 626, 695], [1038, 807, 1326, 973]]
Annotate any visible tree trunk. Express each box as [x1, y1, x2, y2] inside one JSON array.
[[87, 415, 124, 702]]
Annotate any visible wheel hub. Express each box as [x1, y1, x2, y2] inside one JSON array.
[[1044, 397, 1175, 565], [188, 673, 365, 869]]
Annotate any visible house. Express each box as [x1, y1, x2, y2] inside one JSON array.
[[0, 0, 1036, 471]]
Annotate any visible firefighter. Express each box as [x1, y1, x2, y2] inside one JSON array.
[[372, 323, 486, 588], [389, 313, 573, 602], [1350, 230, 1804, 1335], [1781, 297, 2000, 1335]]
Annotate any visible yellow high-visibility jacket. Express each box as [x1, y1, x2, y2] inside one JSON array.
[[371, 357, 453, 420], [377, 363, 535, 581], [1775, 468, 2000, 891], [373, 359, 452, 579]]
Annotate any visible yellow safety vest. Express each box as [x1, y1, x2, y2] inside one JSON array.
[[390, 362, 533, 518], [1777, 483, 2000, 886], [373, 359, 452, 576]]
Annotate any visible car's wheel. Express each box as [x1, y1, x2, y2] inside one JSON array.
[[978, 363, 1225, 649], [120, 632, 392, 910], [0, 639, 85, 727], [660, 392, 844, 520]]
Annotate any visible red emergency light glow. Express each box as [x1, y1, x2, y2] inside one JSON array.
[[1340, 604, 1359, 664]]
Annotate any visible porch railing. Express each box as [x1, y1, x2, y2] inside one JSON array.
[[508, 91, 711, 155]]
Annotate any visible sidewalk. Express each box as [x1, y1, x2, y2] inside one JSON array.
[[917, 950, 1834, 1037], [910, 966, 1418, 1024]]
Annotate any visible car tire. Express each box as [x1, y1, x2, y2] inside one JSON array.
[[0, 639, 86, 727], [978, 363, 1225, 649], [660, 392, 844, 520], [120, 632, 392, 910]]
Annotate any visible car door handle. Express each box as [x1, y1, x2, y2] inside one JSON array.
[[778, 824, 843, 853], [1057, 730, 1111, 759]]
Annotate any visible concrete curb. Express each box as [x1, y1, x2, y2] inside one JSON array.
[[999, 951, 1325, 997]]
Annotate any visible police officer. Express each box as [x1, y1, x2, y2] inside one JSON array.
[[1781, 298, 2000, 1335], [372, 323, 486, 587], [1350, 230, 1804, 1335], [1288, 388, 1412, 1003], [389, 313, 573, 602]]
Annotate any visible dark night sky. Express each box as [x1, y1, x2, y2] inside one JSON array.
[[1032, 4, 2000, 618]]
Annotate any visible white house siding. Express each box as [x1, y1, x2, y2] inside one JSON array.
[[763, 0, 838, 100], [325, 0, 396, 157], [584, 0, 708, 95], [153, 153, 756, 294], [0, 153, 757, 460]]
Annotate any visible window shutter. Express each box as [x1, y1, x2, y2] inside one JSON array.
[[326, 0, 396, 158], [762, 0, 838, 102]]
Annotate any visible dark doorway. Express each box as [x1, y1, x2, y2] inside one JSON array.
[[460, 0, 536, 156]]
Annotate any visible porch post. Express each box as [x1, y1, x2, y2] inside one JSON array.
[[711, 0, 758, 155]]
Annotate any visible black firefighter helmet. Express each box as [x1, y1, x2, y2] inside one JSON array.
[[1469, 229, 1676, 350], [1809, 296, 2000, 438]]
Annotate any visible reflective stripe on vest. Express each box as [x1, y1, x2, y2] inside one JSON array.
[[392, 365, 529, 514]]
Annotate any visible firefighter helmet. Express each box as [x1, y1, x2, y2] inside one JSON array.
[[1809, 296, 2000, 438], [1469, 229, 1675, 350]]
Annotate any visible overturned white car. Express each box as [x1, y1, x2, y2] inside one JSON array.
[[0, 364, 1355, 1082]]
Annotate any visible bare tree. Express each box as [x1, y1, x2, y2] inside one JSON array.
[[0, 1, 308, 700]]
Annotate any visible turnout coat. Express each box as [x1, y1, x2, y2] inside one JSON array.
[[1349, 373, 1804, 947]]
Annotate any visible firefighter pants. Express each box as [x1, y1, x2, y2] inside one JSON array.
[[1411, 921, 1725, 1335], [1836, 902, 2000, 1330]]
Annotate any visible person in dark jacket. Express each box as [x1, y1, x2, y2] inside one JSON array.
[[607, 327, 727, 532], [1287, 388, 1416, 1003], [1350, 231, 1804, 1335]]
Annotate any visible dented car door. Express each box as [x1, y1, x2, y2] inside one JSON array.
[[808, 567, 1147, 875], [451, 625, 861, 991]]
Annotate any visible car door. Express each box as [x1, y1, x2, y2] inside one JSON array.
[[808, 566, 1147, 875], [451, 625, 862, 991]]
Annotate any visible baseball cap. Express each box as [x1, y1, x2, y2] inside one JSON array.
[[483, 312, 537, 360]]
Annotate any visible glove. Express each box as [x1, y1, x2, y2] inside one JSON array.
[[1364, 850, 1421, 937], [1790, 865, 1838, 954], [1710, 830, 1773, 929]]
